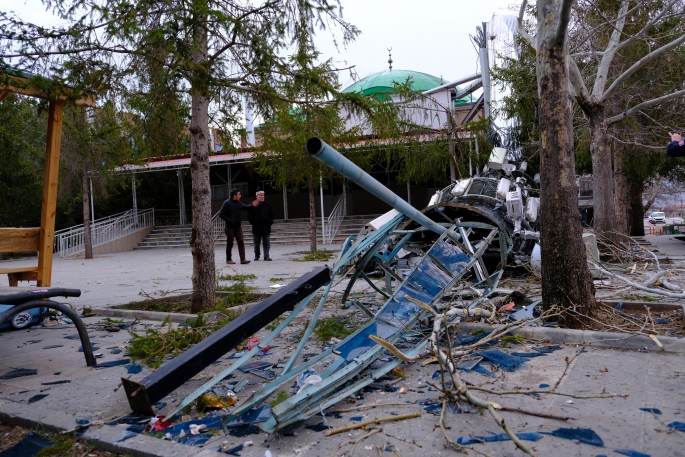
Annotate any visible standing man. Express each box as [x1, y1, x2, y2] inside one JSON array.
[[219, 189, 257, 264], [248, 188, 274, 261]]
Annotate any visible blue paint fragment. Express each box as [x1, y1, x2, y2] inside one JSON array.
[[154, 401, 167, 410], [78, 344, 99, 352], [350, 416, 363, 421], [110, 348, 122, 354], [668, 422, 685, 432], [94, 359, 131, 369], [542, 428, 604, 447], [476, 350, 528, 371], [456, 432, 543, 445], [615, 301, 624, 310], [28, 394, 48, 404], [655, 319, 670, 324], [75, 419, 90, 437], [113, 430, 138, 443], [639, 408, 661, 414], [424, 402, 477, 415], [175, 433, 212, 446], [539, 383, 550, 388], [126, 424, 146, 433], [127, 363, 142, 374], [224, 444, 244, 455], [511, 352, 547, 357], [614, 450, 651, 457], [532, 345, 563, 353], [470, 364, 495, 377]]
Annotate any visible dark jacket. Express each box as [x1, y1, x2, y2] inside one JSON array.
[[666, 140, 685, 157], [248, 201, 274, 235], [218, 198, 251, 229]]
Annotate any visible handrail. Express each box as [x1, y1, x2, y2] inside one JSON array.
[[54, 208, 155, 258], [324, 194, 346, 244], [211, 210, 224, 241]]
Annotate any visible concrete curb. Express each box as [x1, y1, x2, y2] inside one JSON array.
[[0, 399, 224, 457], [457, 322, 685, 353]]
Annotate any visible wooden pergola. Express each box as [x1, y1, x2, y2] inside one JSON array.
[[0, 68, 95, 286]]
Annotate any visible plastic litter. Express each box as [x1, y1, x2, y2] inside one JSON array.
[[223, 444, 244, 456], [42, 345, 63, 349], [127, 363, 142, 374], [614, 450, 651, 457], [176, 433, 212, 446], [110, 348, 122, 354], [0, 431, 52, 457], [497, 301, 516, 312], [456, 432, 543, 445], [297, 369, 322, 394], [189, 424, 206, 435], [668, 421, 685, 432], [247, 337, 260, 351], [350, 416, 363, 421], [251, 369, 276, 381], [639, 408, 662, 414], [78, 344, 99, 352], [28, 394, 48, 404], [542, 427, 604, 447], [539, 383, 550, 388], [0, 368, 37, 379]]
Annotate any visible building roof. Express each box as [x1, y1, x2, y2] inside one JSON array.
[[342, 70, 444, 96]]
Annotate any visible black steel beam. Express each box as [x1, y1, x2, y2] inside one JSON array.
[[122, 266, 331, 416], [0, 288, 81, 304]]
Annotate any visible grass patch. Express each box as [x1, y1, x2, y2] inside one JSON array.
[[81, 306, 92, 315], [470, 328, 485, 336], [128, 311, 239, 368], [270, 391, 289, 407], [293, 250, 334, 262], [118, 299, 192, 314], [269, 277, 286, 282], [266, 316, 285, 331], [313, 316, 358, 343], [217, 273, 257, 281], [217, 280, 257, 307], [501, 334, 525, 347]]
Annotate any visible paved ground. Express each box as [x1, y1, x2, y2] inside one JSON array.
[[0, 244, 345, 309], [1, 240, 685, 456], [0, 314, 683, 456]]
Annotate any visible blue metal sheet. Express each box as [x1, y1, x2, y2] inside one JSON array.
[[406, 257, 451, 296], [430, 239, 470, 274], [336, 321, 398, 362]]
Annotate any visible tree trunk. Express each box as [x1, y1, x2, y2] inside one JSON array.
[[308, 183, 317, 253], [613, 145, 629, 234], [536, 15, 596, 327], [589, 111, 618, 235], [628, 182, 645, 236], [82, 162, 93, 260], [189, 6, 215, 314]]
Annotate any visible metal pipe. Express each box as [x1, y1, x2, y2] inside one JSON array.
[[306, 138, 445, 235]]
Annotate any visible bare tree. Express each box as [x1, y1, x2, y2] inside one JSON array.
[[567, 0, 685, 235]]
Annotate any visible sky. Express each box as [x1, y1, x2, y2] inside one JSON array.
[[7, 0, 518, 89]]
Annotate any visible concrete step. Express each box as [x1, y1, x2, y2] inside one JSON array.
[[135, 215, 380, 250]]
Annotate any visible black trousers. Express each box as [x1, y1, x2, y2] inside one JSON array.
[[225, 226, 246, 261], [253, 233, 271, 258]]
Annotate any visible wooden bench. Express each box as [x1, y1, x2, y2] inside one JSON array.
[[0, 228, 40, 286]]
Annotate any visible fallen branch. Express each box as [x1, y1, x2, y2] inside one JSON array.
[[349, 427, 382, 456], [325, 413, 422, 436], [330, 402, 416, 413]]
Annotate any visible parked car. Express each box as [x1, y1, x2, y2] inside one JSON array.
[[649, 212, 666, 223]]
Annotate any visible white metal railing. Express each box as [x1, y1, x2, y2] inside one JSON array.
[[54, 208, 155, 258], [324, 194, 347, 244], [211, 210, 224, 241]]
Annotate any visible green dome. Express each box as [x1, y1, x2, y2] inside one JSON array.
[[342, 70, 444, 96]]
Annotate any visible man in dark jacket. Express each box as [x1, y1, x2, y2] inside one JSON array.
[[667, 132, 685, 157], [248, 188, 274, 261], [218, 189, 257, 264]]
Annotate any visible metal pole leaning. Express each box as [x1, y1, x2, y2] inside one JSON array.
[[305, 137, 446, 236]]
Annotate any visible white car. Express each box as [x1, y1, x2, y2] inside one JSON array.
[[649, 212, 666, 223]]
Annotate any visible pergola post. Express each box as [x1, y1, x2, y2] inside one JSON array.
[[37, 100, 65, 286]]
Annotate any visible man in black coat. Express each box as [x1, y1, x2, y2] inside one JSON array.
[[248, 188, 274, 261], [667, 132, 685, 157], [218, 189, 257, 264]]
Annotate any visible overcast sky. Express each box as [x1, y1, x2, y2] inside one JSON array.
[[8, 0, 517, 88]]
